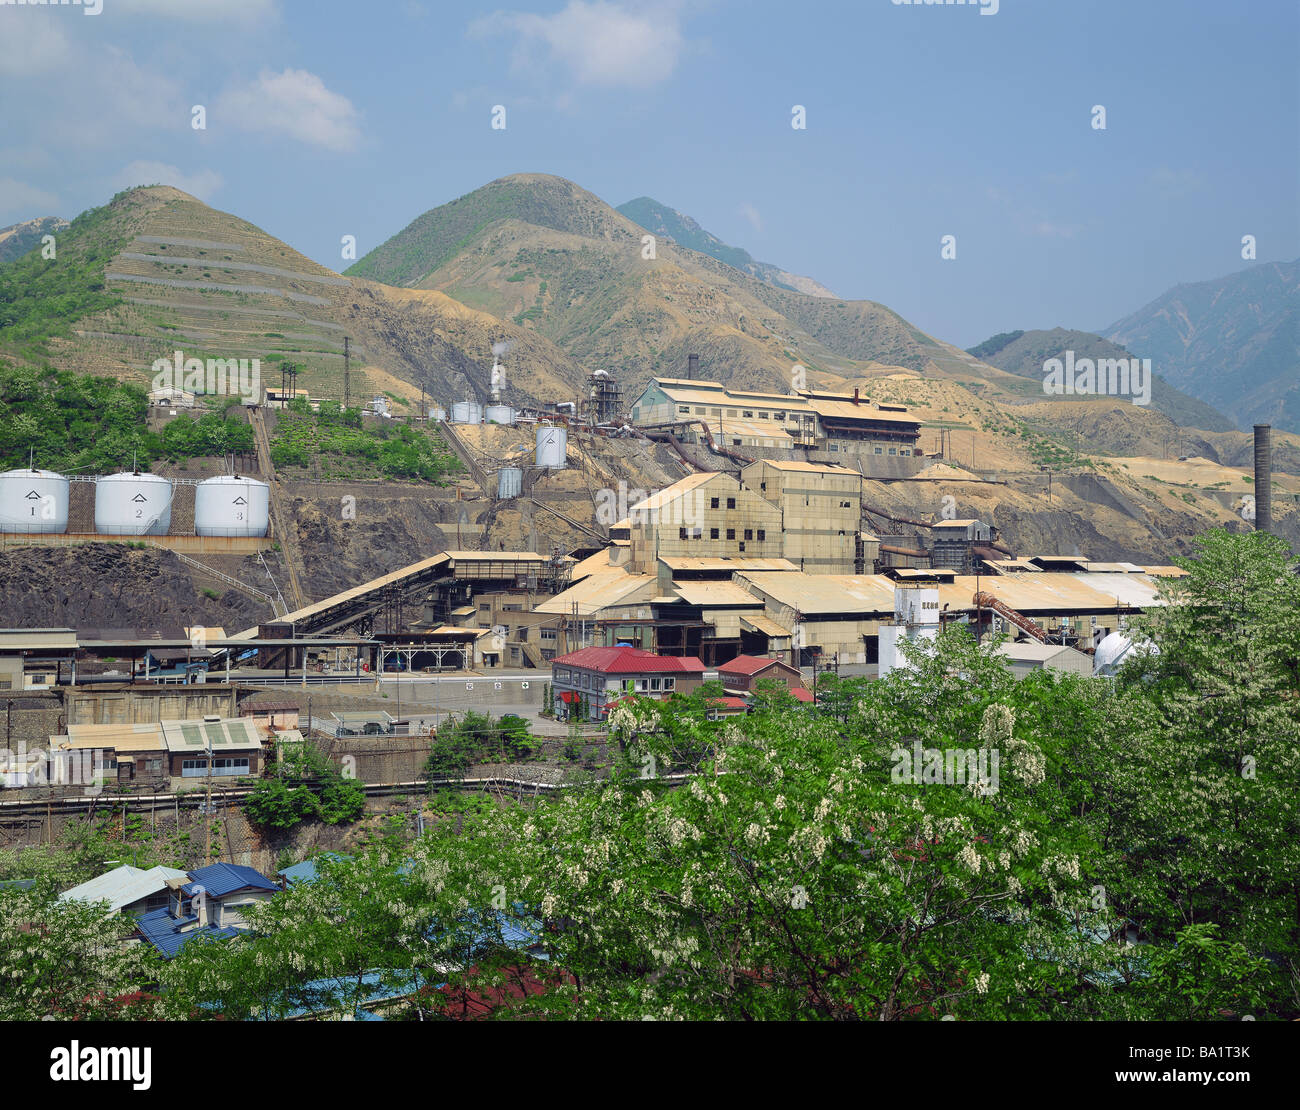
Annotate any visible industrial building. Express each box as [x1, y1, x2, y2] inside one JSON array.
[[549, 646, 709, 721], [627, 377, 923, 460]]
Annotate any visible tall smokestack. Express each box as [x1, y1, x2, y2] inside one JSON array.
[[1254, 424, 1272, 535], [687, 353, 699, 380]]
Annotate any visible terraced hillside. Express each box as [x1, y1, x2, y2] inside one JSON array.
[[0, 186, 592, 411], [348, 173, 985, 396]]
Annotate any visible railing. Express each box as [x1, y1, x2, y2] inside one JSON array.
[[161, 548, 283, 613]]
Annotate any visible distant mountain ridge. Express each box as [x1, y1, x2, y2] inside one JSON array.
[[966, 327, 1236, 432], [0, 216, 68, 264], [345, 172, 976, 397], [615, 197, 838, 298], [1103, 260, 1299, 434]]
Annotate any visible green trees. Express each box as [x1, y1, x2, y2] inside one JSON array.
[[0, 889, 159, 1020], [245, 744, 366, 831], [423, 712, 541, 781], [271, 405, 461, 482]]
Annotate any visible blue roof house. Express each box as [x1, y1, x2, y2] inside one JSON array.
[[134, 863, 279, 958]]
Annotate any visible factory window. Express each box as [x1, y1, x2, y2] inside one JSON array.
[[540, 629, 556, 641], [212, 758, 249, 777], [678, 406, 690, 414], [757, 411, 768, 419], [710, 497, 719, 509], [760, 482, 766, 491], [726, 409, 738, 418], [773, 412, 784, 421], [743, 410, 753, 418], [757, 530, 765, 541], [726, 497, 736, 509], [841, 501, 851, 508], [888, 447, 897, 456], [710, 528, 719, 539], [744, 529, 753, 540], [695, 407, 706, 414], [726, 528, 735, 540], [874, 447, 883, 455], [680, 527, 688, 540], [732, 439, 742, 446], [711, 408, 721, 416], [900, 449, 910, 456], [738, 542, 746, 552]]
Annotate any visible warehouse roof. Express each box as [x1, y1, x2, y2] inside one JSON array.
[[160, 718, 264, 753], [661, 556, 797, 572], [551, 646, 707, 674], [745, 459, 860, 475], [741, 614, 793, 638], [737, 573, 898, 615], [57, 722, 166, 752], [796, 394, 920, 426], [670, 581, 764, 607], [708, 418, 794, 443], [535, 569, 656, 615]]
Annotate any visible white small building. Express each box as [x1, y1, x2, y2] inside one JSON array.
[[877, 586, 940, 678], [995, 641, 1092, 680]]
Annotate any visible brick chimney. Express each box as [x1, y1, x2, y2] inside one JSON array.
[[852, 387, 860, 405]]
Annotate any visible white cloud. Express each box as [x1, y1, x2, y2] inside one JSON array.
[[738, 202, 762, 234], [216, 69, 362, 151], [0, 178, 59, 220], [111, 161, 223, 201], [471, 0, 687, 89], [114, 0, 277, 23], [0, 14, 72, 77]]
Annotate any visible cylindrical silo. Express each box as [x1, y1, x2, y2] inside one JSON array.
[[94, 472, 174, 536], [450, 401, 482, 424], [195, 475, 270, 537], [497, 467, 523, 499], [428, 406, 446, 422], [535, 424, 567, 469], [484, 404, 516, 425], [0, 468, 69, 533]]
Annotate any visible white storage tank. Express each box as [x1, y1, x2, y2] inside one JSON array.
[[194, 475, 270, 537], [497, 467, 523, 499], [0, 467, 69, 534], [484, 404, 516, 425], [94, 472, 174, 536], [450, 401, 482, 424], [535, 424, 567, 469], [428, 406, 447, 422]]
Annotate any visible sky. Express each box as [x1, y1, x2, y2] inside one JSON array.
[[0, 0, 1296, 349]]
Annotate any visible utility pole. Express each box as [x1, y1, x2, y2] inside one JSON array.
[[204, 732, 213, 867]]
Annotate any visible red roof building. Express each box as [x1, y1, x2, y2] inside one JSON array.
[[551, 647, 708, 721], [717, 654, 805, 693]]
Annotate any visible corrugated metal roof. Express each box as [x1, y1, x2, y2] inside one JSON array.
[[626, 472, 719, 514], [569, 547, 617, 580], [707, 419, 793, 443], [0, 629, 79, 651], [535, 569, 657, 615], [551, 646, 707, 674], [185, 862, 279, 898], [60, 722, 165, 752], [59, 865, 188, 914], [671, 581, 764, 607], [798, 396, 920, 425], [134, 907, 240, 958], [661, 556, 797, 571], [745, 459, 858, 475], [737, 573, 898, 615], [741, 614, 793, 637], [160, 718, 264, 753]]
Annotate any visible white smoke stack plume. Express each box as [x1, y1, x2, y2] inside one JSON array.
[[491, 358, 503, 402], [491, 340, 513, 356]]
